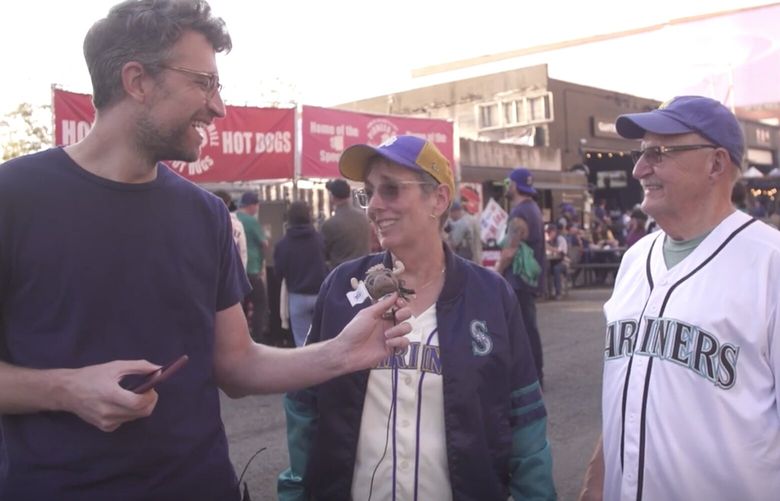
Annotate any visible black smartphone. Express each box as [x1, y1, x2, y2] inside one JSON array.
[[119, 355, 189, 394]]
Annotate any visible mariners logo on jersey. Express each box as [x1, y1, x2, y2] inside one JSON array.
[[605, 316, 740, 389], [375, 340, 442, 374]]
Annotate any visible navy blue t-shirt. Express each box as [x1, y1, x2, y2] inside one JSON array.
[[0, 148, 250, 500]]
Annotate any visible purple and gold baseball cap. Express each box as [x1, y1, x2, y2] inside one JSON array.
[[615, 96, 744, 166], [339, 135, 455, 195]]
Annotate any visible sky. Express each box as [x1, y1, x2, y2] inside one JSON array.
[[1, 0, 776, 116]]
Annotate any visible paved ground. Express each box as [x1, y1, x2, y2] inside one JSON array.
[[222, 287, 611, 501]]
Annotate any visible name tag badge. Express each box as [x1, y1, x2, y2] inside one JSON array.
[[346, 281, 370, 306]]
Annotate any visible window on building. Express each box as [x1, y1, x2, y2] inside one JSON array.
[[502, 101, 517, 125], [476, 92, 553, 131], [479, 103, 499, 128], [528, 94, 553, 123]]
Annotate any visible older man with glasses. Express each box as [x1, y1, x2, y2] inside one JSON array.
[[579, 96, 780, 501]]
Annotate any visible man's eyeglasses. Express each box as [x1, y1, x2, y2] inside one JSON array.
[[159, 64, 222, 97], [354, 181, 432, 209], [630, 144, 717, 165]]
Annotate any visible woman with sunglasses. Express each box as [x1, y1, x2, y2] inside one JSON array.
[[279, 135, 555, 500]]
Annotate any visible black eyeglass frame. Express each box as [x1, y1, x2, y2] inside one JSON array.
[[630, 144, 718, 165]]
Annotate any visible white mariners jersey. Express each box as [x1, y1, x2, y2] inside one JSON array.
[[602, 211, 780, 501], [351, 305, 452, 501]]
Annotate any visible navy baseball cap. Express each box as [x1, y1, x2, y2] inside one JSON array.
[[339, 135, 455, 195], [509, 167, 537, 196], [239, 191, 259, 207], [615, 96, 744, 166]]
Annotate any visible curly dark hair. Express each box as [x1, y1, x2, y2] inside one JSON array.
[[84, 0, 232, 110]]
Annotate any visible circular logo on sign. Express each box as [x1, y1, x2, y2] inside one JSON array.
[[366, 119, 399, 145]]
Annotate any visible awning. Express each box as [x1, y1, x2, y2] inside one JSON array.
[[460, 164, 588, 191]]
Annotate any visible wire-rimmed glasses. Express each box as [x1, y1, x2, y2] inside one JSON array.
[[158, 64, 222, 97]]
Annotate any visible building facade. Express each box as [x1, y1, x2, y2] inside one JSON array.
[[338, 64, 780, 221]]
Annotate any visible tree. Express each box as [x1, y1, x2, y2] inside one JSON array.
[[1, 103, 52, 162]]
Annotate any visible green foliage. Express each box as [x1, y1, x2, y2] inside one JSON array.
[[1, 103, 52, 162]]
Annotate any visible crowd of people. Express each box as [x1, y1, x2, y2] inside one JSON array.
[[1, 1, 778, 500]]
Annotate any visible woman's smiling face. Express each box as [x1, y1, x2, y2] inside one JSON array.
[[364, 159, 440, 252]]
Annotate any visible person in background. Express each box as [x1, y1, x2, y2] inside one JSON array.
[[545, 223, 568, 300], [214, 189, 247, 269], [558, 202, 577, 229], [495, 167, 547, 387], [590, 219, 619, 249], [589, 219, 620, 284], [446, 200, 480, 262], [279, 135, 554, 500], [236, 191, 269, 343], [593, 198, 608, 223], [624, 208, 648, 248], [0, 1, 412, 499], [273, 201, 328, 347], [321, 178, 372, 270]]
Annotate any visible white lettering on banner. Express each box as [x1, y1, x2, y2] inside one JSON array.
[[61, 120, 92, 145], [221, 131, 253, 154], [367, 119, 399, 144], [310, 121, 336, 135], [320, 150, 341, 163], [221, 130, 292, 155], [330, 135, 344, 151], [170, 155, 214, 176], [255, 131, 292, 154], [346, 125, 359, 137], [201, 123, 220, 147]]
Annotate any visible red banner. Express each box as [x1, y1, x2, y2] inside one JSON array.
[[52, 89, 295, 182], [301, 105, 455, 179]]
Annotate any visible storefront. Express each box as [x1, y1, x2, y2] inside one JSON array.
[[460, 164, 588, 224], [582, 149, 642, 214]]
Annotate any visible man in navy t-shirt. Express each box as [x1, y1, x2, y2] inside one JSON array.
[[0, 2, 411, 500]]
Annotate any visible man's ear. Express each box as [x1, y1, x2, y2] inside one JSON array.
[[121, 61, 150, 103], [710, 149, 730, 180]]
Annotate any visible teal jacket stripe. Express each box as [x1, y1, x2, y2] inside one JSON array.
[[509, 418, 557, 500]]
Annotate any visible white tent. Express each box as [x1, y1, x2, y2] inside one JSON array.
[[742, 166, 765, 178]]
